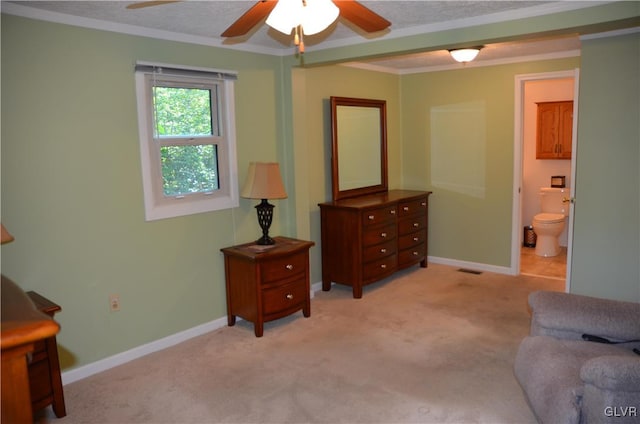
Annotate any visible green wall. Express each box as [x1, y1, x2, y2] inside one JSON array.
[[571, 32, 640, 301], [2, 2, 638, 374], [1, 15, 289, 369]]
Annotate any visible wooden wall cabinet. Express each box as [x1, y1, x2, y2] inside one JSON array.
[[319, 190, 431, 298], [536, 101, 573, 159]]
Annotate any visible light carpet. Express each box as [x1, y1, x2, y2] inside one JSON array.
[[50, 263, 563, 423]]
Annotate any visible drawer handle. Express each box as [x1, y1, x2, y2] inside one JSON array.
[[421, 202, 427, 206], [285, 293, 293, 300], [368, 215, 375, 220], [413, 251, 419, 256], [285, 264, 294, 270], [380, 264, 387, 269], [380, 232, 387, 238], [413, 222, 420, 228], [403, 206, 409, 211], [413, 237, 419, 242], [390, 210, 396, 214], [380, 248, 387, 253]]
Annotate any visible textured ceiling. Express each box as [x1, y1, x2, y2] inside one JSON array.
[[0, 1, 625, 71]]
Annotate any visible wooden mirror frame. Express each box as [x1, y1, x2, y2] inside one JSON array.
[[330, 96, 388, 201]]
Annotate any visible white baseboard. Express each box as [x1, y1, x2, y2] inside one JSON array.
[[61, 284, 323, 386], [428, 256, 514, 275], [61, 317, 228, 385]]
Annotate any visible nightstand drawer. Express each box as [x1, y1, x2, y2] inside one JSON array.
[[28, 359, 52, 405], [262, 279, 306, 316], [261, 252, 306, 284]]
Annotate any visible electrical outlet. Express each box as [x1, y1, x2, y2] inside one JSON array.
[[109, 294, 120, 312]]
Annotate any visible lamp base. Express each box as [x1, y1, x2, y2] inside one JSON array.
[[254, 199, 275, 245], [255, 235, 276, 246]]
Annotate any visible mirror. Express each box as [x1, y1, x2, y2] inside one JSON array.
[[330, 96, 388, 201]]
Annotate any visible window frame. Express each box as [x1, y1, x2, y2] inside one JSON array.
[[134, 62, 239, 221]]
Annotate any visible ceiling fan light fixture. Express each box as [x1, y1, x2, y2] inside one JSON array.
[[449, 46, 483, 63], [266, 0, 301, 34], [300, 0, 339, 35]]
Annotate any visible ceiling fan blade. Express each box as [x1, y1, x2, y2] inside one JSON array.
[[221, 0, 278, 37], [334, 0, 391, 33], [126, 1, 181, 10]]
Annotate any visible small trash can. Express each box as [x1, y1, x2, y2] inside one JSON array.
[[523, 225, 537, 247]]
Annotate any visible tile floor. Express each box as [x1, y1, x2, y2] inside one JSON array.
[[520, 245, 567, 280]]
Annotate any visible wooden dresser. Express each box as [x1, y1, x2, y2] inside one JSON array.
[[26, 291, 66, 418], [221, 237, 314, 337], [1, 276, 60, 424], [319, 189, 432, 298]]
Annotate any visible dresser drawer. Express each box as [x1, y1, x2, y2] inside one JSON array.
[[261, 252, 306, 284], [362, 206, 397, 227], [398, 217, 426, 235], [363, 239, 396, 262], [28, 357, 52, 405], [398, 229, 426, 250], [398, 244, 426, 267], [362, 222, 397, 246], [262, 279, 306, 316], [398, 197, 428, 218], [363, 254, 397, 281]]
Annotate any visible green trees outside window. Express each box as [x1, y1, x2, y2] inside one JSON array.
[[153, 86, 220, 196]]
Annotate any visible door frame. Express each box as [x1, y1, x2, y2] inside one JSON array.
[[511, 69, 580, 292]]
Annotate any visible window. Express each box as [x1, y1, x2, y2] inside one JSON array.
[[135, 62, 239, 221]]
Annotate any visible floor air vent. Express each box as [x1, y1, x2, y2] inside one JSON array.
[[458, 268, 483, 275]]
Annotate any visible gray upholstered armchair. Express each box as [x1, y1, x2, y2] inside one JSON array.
[[514, 290, 640, 424]]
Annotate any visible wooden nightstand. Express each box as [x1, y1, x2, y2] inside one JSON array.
[[221, 236, 314, 337], [26, 291, 66, 418]]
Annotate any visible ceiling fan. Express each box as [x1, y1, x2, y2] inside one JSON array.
[[126, 1, 391, 40]]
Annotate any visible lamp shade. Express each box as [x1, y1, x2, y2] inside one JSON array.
[[1, 224, 14, 244], [241, 162, 288, 200], [449, 47, 482, 63]]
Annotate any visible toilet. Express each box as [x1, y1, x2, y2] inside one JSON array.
[[532, 187, 569, 257]]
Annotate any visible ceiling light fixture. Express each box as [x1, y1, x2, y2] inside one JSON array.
[[449, 46, 483, 63], [266, 0, 340, 54]]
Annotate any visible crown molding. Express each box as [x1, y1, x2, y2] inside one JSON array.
[[342, 50, 581, 75], [0, 2, 290, 56], [1, 1, 609, 58]]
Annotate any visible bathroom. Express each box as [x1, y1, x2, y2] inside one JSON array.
[[520, 77, 574, 279]]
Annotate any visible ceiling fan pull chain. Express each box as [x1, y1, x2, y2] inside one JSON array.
[[295, 25, 305, 54]]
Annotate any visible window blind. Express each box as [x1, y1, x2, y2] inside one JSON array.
[[135, 61, 238, 81]]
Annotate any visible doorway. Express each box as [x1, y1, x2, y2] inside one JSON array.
[[511, 70, 579, 291]]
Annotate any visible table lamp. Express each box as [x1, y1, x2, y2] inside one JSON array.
[[240, 162, 287, 245]]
